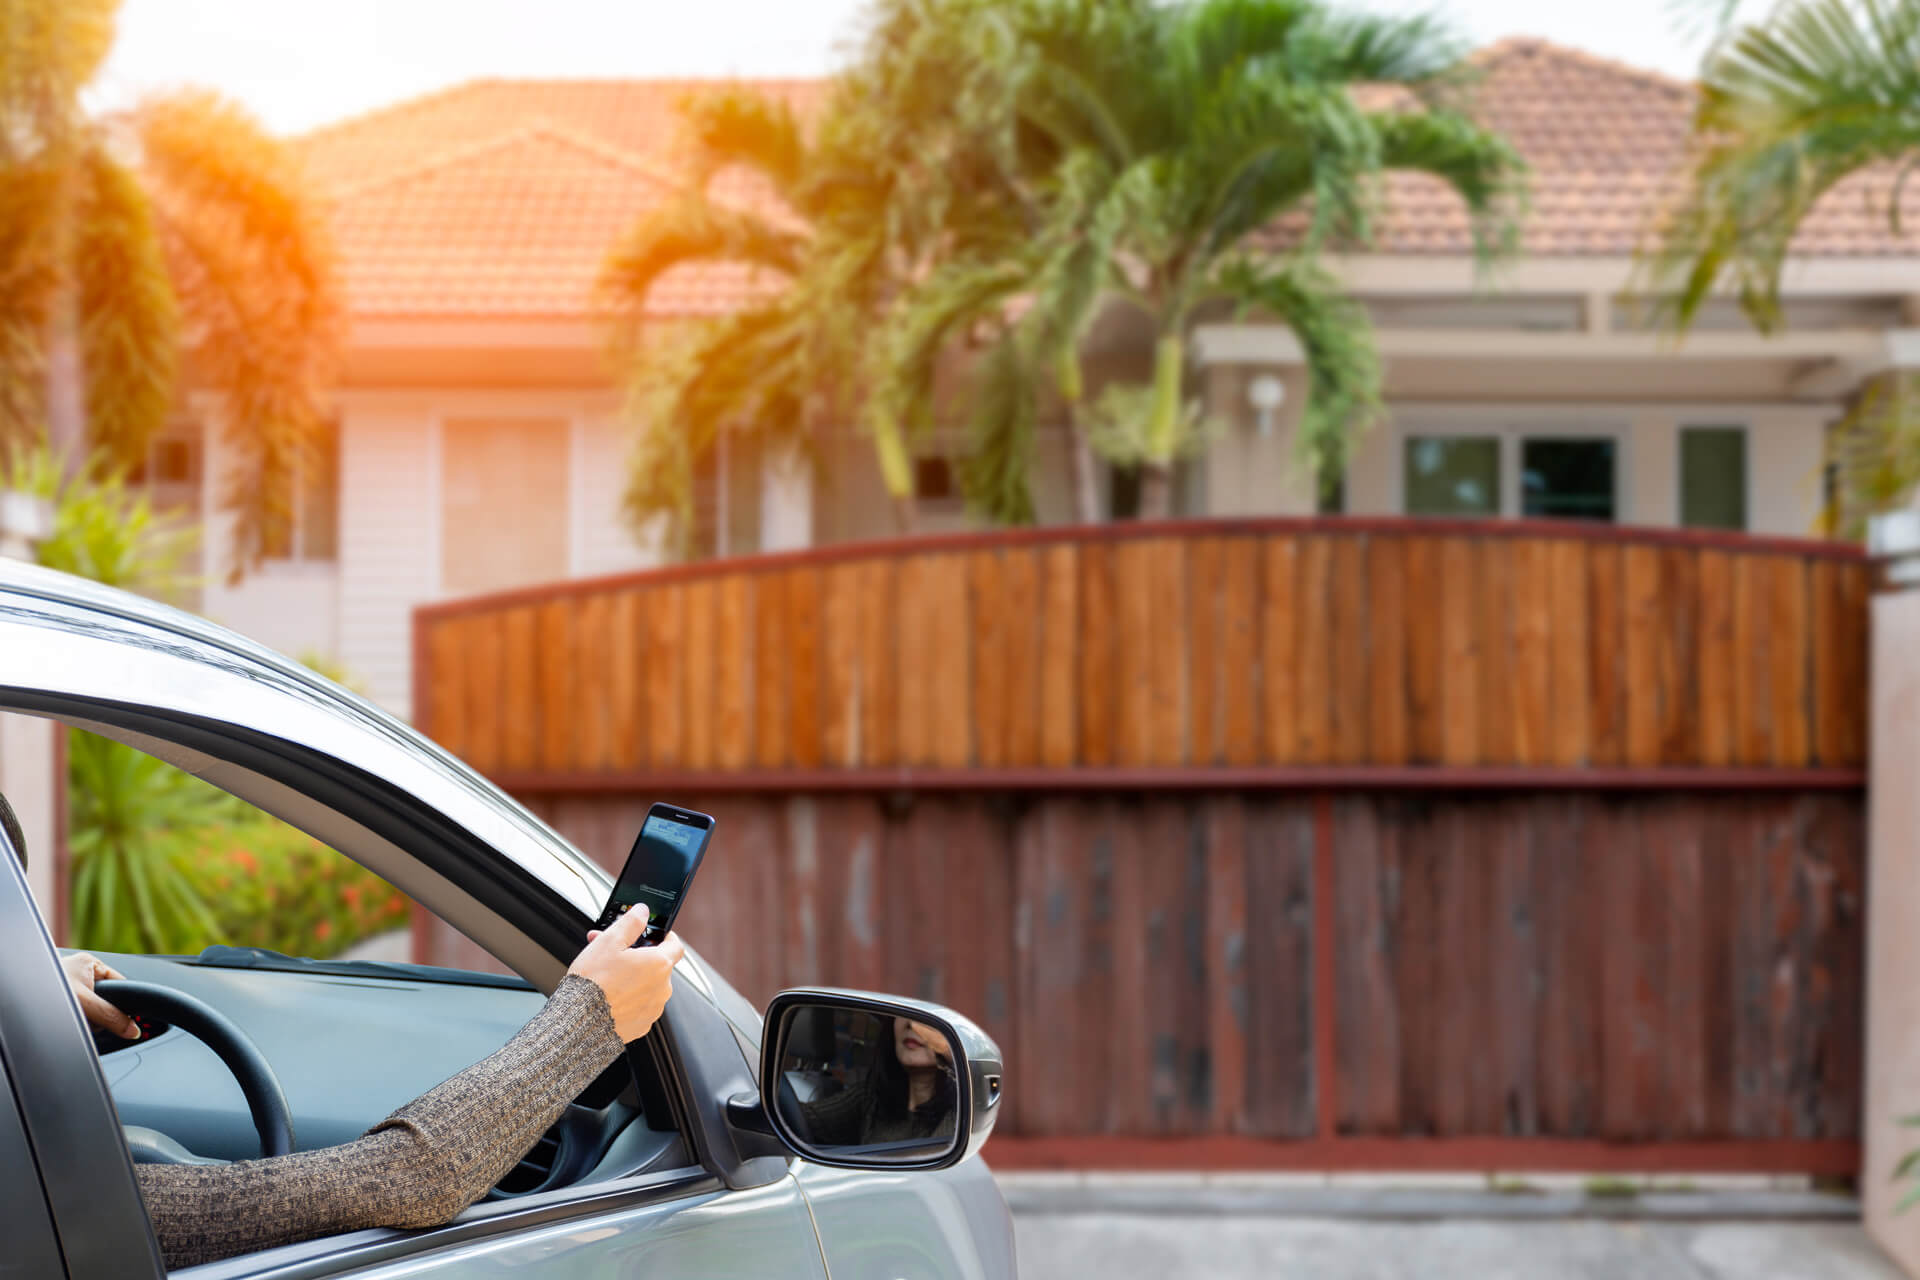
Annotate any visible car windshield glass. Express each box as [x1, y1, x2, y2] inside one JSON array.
[[182, 945, 533, 989]]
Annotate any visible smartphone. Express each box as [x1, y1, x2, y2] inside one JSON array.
[[593, 803, 715, 946]]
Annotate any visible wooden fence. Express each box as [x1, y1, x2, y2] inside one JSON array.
[[414, 518, 1871, 1172]]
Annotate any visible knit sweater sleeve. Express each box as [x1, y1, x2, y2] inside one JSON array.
[[135, 974, 624, 1270]]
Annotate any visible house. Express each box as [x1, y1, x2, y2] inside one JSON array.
[[159, 39, 1920, 717]]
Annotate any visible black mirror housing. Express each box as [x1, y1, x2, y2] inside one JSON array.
[[757, 988, 1003, 1171]]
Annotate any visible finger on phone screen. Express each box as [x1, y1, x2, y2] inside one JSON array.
[[607, 903, 649, 947]]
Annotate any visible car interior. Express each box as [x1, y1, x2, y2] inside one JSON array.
[[18, 769, 696, 1206]]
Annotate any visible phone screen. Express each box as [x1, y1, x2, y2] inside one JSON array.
[[598, 806, 713, 944]]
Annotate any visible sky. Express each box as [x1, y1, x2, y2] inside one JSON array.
[[96, 0, 1726, 137]]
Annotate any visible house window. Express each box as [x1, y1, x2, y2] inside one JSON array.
[[127, 428, 203, 517], [1521, 438, 1615, 522], [1680, 426, 1747, 531], [264, 419, 339, 562], [689, 432, 760, 560], [1405, 436, 1499, 516]]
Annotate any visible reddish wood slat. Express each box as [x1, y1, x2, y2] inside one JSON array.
[[1262, 539, 1299, 763], [462, 614, 505, 774], [1586, 544, 1626, 767], [1365, 538, 1408, 765], [1546, 540, 1589, 767], [1769, 557, 1811, 766], [1039, 544, 1080, 768], [1294, 537, 1333, 763], [714, 572, 752, 771], [1188, 538, 1227, 765], [970, 550, 1010, 768], [573, 593, 612, 772], [426, 620, 468, 759], [1219, 538, 1260, 767], [1114, 541, 1155, 766], [1403, 538, 1443, 765], [821, 562, 860, 767], [1697, 551, 1735, 767], [753, 572, 790, 769], [1003, 547, 1043, 766], [501, 605, 539, 773], [536, 600, 574, 773], [857, 558, 896, 767], [1438, 538, 1480, 766], [644, 585, 685, 768], [682, 579, 717, 770], [1078, 544, 1116, 767], [1477, 538, 1516, 765], [787, 567, 824, 768], [1329, 536, 1369, 764], [929, 554, 973, 769]]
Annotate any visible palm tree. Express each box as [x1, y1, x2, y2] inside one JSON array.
[[601, 83, 942, 543], [881, 0, 1525, 520], [1647, 0, 1920, 531], [0, 0, 341, 574]]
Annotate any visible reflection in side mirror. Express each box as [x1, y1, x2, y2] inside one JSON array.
[[760, 990, 1002, 1172]]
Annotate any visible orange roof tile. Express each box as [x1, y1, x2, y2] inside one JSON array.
[[301, 43, 1917, 322]]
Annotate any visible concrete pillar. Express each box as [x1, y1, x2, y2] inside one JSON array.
[[0, 489, 60, 934], [1866, 510, 1920, 1274]]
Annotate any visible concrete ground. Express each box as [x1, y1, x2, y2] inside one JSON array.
[[1002, 1178, 1904, 1280]]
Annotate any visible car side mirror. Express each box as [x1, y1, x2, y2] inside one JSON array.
[[753, 989, 1002, 1171]]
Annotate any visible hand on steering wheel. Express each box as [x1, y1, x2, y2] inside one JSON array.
[[95, 980, 296, 1160]]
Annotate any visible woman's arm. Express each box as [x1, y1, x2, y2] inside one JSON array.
[[133, 908, 681, 1270], [136, 975, 622, 1268]]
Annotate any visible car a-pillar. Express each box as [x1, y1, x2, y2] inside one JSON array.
[[1866, 510, 1920, 1273]]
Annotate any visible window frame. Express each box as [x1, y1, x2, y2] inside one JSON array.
[[1395, 417, 1633, 522]]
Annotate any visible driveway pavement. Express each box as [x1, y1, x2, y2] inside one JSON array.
[[1001, 1178, 1903, 1280]]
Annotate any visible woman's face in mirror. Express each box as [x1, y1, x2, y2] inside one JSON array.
[[892, 1016, 951, 1070]]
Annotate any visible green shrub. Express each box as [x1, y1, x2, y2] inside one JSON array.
[[175, 815, 411, 959]]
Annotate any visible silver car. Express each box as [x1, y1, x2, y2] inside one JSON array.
[[0, 559, 1016, 1278]]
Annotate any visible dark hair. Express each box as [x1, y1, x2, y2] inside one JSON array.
[[867, 1020, 957, 1142], [0, 790, 25, 871]]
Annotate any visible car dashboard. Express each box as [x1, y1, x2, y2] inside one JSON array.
[[86, 951, 688, 1197]]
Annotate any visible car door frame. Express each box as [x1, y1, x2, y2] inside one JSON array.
[[0, 823, 167, 1279]]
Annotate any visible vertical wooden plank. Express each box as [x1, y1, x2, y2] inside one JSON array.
[[1438, 538, 1480, 766], [645, 584, 685, 768], [1490, 799, 1539, 1134], [787, 567, 824, 768], [752, 572, 790, 769], [501, 605, 539, 773], [1077, 544, 1116, 767], [1621, 545, 1661, 767], [1657, 548, 1701, 765], [1261, 537, 1299, 764], [1663, 803, 1709, 1137], [1404, 538, 1445, 765], [894, 556, 928, 767], [1187, 538, 1226, 765], [462, 614, 504, 774], [1330, 535, 1369, 764], [1546, 540, 1590, 767], [1394, 798, 1441, 1134], [1477, 538, 1516, 765], [1769, 556, 1811, 766], [1103, 802, 1152, 1134], [1205, 797, 1249, 1132], [1597, 801, 1640, 1137], [1814, 795, 1866, 1137], [715, 573, 752, 771], [1366, 537, 1409, 766], [427, 619, 469, 759], [1697, 550, 1736, 767], [1729, 798, 1773, 1137], [1511, 539, 1554, 766], [1294, 537, 1333, 763], [1114, 540, 1154, 766], [1147, 538, 1188, 766], [682, 578, 717, 770], [1732, 554, 1773, 765], [1333, 796, 1399, 1135], [1004, 547, 1043, 767], [1039, 544, 1080, 768], [857, 558, 896, 768], [970, 549, 1010, 768], [1536, 796, 1601, 1136], [1015, 803, 1087, 1134], [609, 591, 646, 770], [931, 553, 973, 769], [1220, 537, 1260, 767], [820, 562, 860, 767], [535, 598, 576, 772], [1246, 799, 1316, 1137], [573, 594, 612, 772], [1627, 803, 1670, 1138], [1586, 545, 1626, 766]]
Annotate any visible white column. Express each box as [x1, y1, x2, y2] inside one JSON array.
[[1865, 511, 1920, 1274], [759, 441, 814, 551], [0, 490, 59, 927]]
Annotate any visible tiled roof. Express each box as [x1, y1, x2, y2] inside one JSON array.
[[300, 79, 823, 320], [301, 43, 1916, 321], [1327, 37, 1920, 257]]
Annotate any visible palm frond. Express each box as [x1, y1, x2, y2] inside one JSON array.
[[1215, 257, 1383, 493], [677, 86, 810, 195], [74, 140, 178, 465], [1369, 109, 1528, 260], [959, 329, 1039, 524], [133, 89, 342, 577]]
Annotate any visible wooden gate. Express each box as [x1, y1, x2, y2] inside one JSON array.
[[414, 517, 1868, 1173]]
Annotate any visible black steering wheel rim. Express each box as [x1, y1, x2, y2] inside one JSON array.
[[96, 979, 296, 1158]]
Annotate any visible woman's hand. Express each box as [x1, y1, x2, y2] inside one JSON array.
[[63, 952, 140, 1040], [567, 905, 685, 1042]]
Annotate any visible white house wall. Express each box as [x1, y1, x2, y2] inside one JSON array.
[[339, 402, 439, 716]]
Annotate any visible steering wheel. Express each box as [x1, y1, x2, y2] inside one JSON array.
[[96, 980, 296, 1162]]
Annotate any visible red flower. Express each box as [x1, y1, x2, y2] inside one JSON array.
[[314, 920, 333, 941], [230, 849, 258, 873], [342, 885, 361, 907]]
